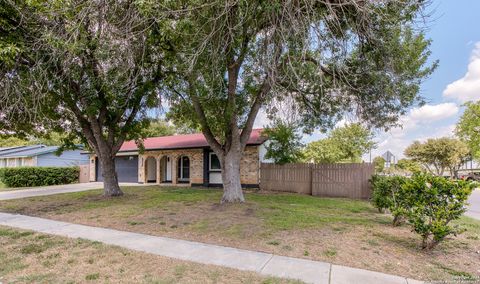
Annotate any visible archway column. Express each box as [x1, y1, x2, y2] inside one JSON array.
[[156, 156, 161, 184], [171, 154, 178, 185], [138, 155, 146, 183]]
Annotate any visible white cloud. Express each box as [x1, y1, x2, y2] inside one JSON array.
[[443, 42, 480, 102], [409, 103, 459, 121], [388, 103, 458, 138]]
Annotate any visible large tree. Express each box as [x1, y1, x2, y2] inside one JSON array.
[[0, 0, 162, 196], [142, 119, 176, 138], [148, 0, 436, 202], [303, 123, 375, 163], [404, 138, 470, 177], [263, 120, 304, 164], [456, 101, 480, 160], [396, 158, 422, 174]]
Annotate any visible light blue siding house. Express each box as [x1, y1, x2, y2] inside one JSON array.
[[0, 145, 88, 168]]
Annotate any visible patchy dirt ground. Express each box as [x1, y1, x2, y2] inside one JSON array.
[[1, 186, 479, 281], [0, 225, 300, 284]]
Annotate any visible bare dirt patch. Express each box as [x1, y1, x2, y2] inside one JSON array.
[[0, 226, 299, 284]]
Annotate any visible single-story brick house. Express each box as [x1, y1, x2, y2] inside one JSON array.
[[0, 145, 89, 168], [89, 129, 270, 187]]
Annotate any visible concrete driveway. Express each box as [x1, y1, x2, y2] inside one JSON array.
[[466, 189, 480, 221], [0, 182, 144, 201]]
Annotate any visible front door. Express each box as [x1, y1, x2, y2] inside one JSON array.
[[166, 157, 172, 181], [161, 156, 172, 182]]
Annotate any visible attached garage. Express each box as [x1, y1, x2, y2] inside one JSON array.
[[96, 155, 138, 183]]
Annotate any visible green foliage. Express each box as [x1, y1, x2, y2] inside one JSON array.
[[263, 121, 304, 164], [373, 156, 385, 173], [0, 132, 81, 148], [0, 167, 79, 187], [370, 175, 407, 221], [0, 137, 30, 147], [404, 138, 470, 177], [456, 101, 480, 160], [142, 120, 176, 138], [303, 123, 375, 163], [401, 174, 474, 249], [372, 173, 474, 249], [150, 0, 434, 181], [395, 158, 422, 174], [1, 0, 163, 195], [302, 138, 344, 163], [329, 124, 376, 161]]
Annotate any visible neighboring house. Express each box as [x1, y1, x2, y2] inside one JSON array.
[[0, 145, 89, 168], [89, 129, 269, 187], [457, 159, 480, 173]]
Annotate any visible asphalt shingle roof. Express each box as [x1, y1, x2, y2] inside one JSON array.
[[0, 145, 59, 158], [119, 128, 267, 152]]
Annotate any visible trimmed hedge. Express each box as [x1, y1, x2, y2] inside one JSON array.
[[0, 166, 79, 187]]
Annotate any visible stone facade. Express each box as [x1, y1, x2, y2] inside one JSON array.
[[240, 146, 260, 185], [139, 148, 204, 185], [90, 145, 261, 186]]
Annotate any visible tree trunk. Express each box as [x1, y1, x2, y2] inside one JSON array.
[[392, 215, 404, 227], [99, 155, 123, 197], [220, 151, 244, 203]]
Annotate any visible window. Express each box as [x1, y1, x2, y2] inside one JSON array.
[[0, 159, 5, 168], [209, 153, 221, 171], [177, 156, 190, 182], [15, 158, 23, 167]]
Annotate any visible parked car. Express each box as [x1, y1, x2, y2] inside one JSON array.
[[460, 172, 480, 181]]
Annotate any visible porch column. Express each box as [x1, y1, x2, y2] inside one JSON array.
[[138, 155, 146, 183], [156, 156, 161, 184], [171, 154, 178, 185]]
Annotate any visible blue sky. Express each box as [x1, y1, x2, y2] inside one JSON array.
[[254, 0, 480, 160], [373, 0, 480, 159]]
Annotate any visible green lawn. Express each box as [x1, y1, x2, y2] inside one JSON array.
[[0, 185, 479, 281]]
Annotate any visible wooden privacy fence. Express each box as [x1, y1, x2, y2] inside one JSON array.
[[260, 163, 375, 199]]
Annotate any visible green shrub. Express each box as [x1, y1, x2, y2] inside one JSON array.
[[402, 173, 474, 250], [370, 175, 406, 215], [0, 167, 79, 187]]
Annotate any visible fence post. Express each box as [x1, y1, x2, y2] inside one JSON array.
[[309, 164, 313, 195]]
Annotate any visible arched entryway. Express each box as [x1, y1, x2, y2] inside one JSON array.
[[159, 156, 172, 183], [145, 156, 157, 183], [177, 155, 190, 183]]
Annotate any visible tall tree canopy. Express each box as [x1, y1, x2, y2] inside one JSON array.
[[0, 0, 162, 196], [395, 158, 422, 174], [456, 101, 480, 160], [404, 138, 470, 177], [142, 120, 176, 138], [303, 123, 375, 163], [263, 120, 304, 164], [147, 0, 436, 202], [2, 0, 436, 203]]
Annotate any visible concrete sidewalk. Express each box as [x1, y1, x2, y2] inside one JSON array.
[[0, 182, 144, 201], [0, 212, 422, 284]]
